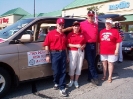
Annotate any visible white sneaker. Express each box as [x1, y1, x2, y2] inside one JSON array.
[[60, 89, 67, 97], [53, 84, 58, 90], [67, 80, 73, 87], [74, 81, 79, 88]]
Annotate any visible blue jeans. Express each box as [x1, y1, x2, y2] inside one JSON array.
[[85, 43, 98, 79], [51, 50, 66, 90]]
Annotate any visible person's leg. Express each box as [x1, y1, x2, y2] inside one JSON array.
[[107, 55, 117, 83], [51, 52, 60, 86], [100, 55, 108, 80], [68, 51, 78, 87], [58, 51, 67, 90], [58, 51, 67, 96], [85, 43, 93, 80], [85, 43, 98, 80], [74, 50, 84, 88], [102, 61, 108, 80], [107, 62, 114, 82]]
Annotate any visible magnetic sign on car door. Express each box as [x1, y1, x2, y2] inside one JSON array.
[[27, 50, 49, 66]]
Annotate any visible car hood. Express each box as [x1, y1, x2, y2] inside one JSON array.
[[122, 41, 133, 47]]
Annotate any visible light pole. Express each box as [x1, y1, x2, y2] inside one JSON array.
[[34, 0, 35, 17]]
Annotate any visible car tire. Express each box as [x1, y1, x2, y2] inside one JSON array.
[[95, 55, 103, 74], [0, 67, 11, 98]]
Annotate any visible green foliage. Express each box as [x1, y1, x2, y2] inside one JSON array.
[[87, 6, 104, 15], [87, 6, 98, 11]]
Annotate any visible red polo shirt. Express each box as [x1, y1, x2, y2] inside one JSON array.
[[80, 20, 98, 43], [43, 29, 67, 50], [67, 32, 86, 50], [99, 28, 122, 54]]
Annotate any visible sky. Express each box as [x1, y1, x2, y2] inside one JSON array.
[[0, 0, 74, 15]]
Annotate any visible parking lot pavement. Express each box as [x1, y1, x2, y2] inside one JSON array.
[[2, 60, 133, 99]]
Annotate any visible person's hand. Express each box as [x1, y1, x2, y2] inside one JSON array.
[[81, 44, 86, 50], [45, 56, 50, 62], [114, 49, 118, 56], [76, 44, 82, 48]]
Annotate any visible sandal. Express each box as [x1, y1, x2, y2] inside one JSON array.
[[101, 77, 106, 81], [107, 78, 112, 83]]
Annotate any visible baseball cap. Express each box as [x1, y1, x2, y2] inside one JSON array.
[[114, 22, 122, 29], [87, 10, 95, 16], [105, 19, 113, 24], [56, 18, 65, 24], [72, 21, 80, 26]]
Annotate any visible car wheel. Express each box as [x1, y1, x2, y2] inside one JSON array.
[[95, 55, 103, 74], [0, 67, 11, 98]]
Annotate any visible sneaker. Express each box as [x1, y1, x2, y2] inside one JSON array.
[[74, 81, 79, 88], [60, 89, 68, 97], [53, 84, 58, 90], [91, 79, 99, 86], [67, 80, 73, 87]]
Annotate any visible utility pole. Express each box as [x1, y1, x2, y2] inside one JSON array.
[[34, 0, 35, 17]]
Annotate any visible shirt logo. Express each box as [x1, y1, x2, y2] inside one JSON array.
[[101, 32, 112, 41]]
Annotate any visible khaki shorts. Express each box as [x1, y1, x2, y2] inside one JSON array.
[[100, 54, 118, 62]]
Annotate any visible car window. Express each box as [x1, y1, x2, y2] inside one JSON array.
[[124, 33, 133, 41], [0, 19, 34, 39]]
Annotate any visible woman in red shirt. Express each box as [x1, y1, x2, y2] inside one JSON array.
[[98, 18, 121, 83], [67, 21, 86, 88]]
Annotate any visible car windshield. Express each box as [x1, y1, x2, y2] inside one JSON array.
[[0, 19, 34, 39], [124, 33, 133, 41]]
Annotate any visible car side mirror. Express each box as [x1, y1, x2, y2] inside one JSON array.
[[19, 34, 33, 43]]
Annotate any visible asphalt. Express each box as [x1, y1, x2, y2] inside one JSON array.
[[2, 59, 133, 99]]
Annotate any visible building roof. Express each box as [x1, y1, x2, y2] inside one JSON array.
[[21, 10, 62, 19], [63, 0, 109, 10], [0, 7, 30, 17], [40, 10, 62, 17], [124, 14, 133, 22]]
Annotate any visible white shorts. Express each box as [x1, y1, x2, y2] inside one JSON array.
[[69, 50, 84, 75], [100, 54, 118, 62]]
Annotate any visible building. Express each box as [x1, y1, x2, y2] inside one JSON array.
[[0, 0, 132, 31], [0, 7, 31, 29], [62, 0, 133, 32], [0, 8, 62, 30]]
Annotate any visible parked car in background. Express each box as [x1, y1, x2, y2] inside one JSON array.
[[122, 33, 133, 60]]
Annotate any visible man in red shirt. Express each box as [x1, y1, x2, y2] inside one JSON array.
[[80, 10, 99, 85], [43, 18, 67, 97]]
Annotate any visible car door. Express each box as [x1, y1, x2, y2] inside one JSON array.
[[17, 19, 57, 81]]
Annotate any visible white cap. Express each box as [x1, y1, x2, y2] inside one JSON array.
[[105, 19, 113, 24]]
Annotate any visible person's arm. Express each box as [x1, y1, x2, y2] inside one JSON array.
[[115, 43, 120, 56], [96, 28, 99, 55], [115, 29, 121, 56], [62, 27, 73, 33], [68, 44, 81, 48], [43, 32, 51, 62]]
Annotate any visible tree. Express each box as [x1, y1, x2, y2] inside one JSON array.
[[87, 6, 104, 15]]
